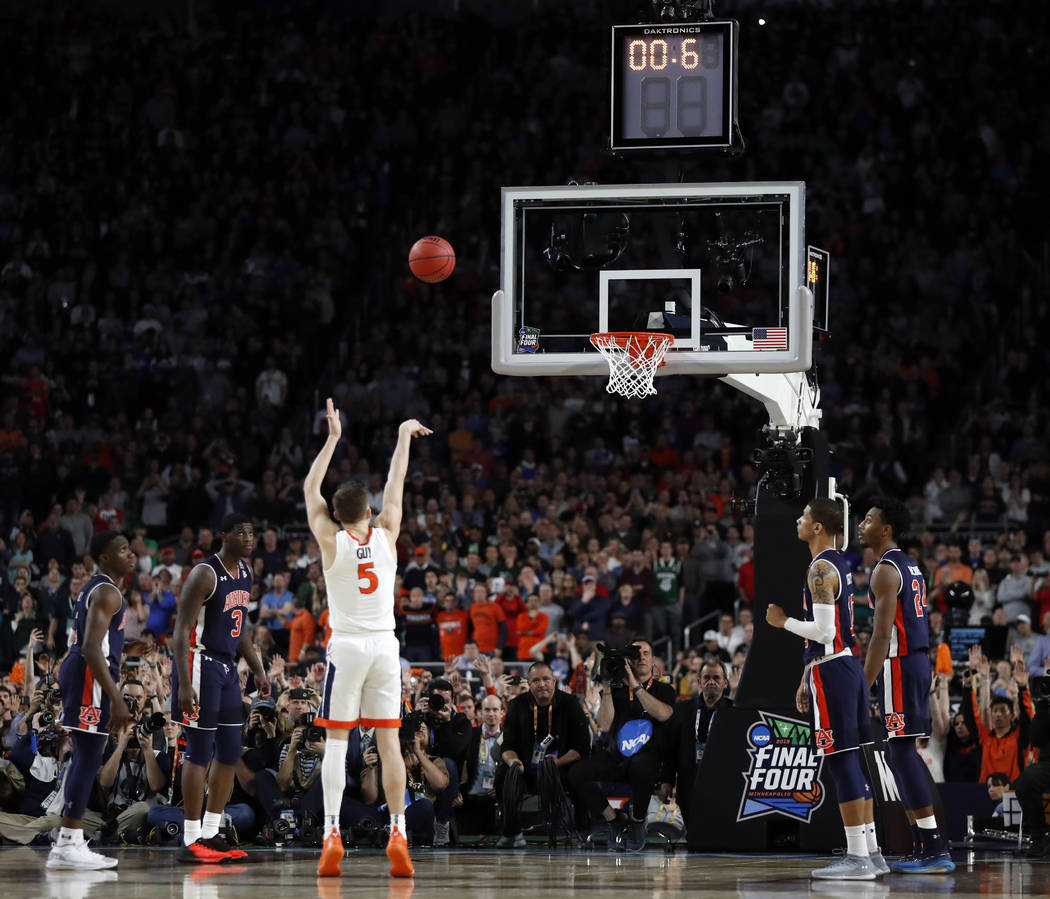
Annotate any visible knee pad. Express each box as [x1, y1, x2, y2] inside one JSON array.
[[885, 737, 932, 810], [183, 726, 216, 767], [214, 724, 242, 766], [823, 750, 871, 804]]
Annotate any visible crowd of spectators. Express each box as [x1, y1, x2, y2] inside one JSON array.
[[0, 0, 1049, 850]]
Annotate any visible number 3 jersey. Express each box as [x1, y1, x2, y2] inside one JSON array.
[[872, 547, 929, 658], [324, 527, 397, 634], [191, 556, 252, 659]]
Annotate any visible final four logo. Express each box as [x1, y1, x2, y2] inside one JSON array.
[[737, 712, 825, 823]]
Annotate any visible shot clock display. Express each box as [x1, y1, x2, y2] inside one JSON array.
[[610, 21, 738, 151]]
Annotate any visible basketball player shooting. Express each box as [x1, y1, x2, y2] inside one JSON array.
[[766, 499, 885, 880], [305, 398, 431, 878], [171, 513, 269, 863], [860, 497, 954, 874], [49, 531, 136, 870]]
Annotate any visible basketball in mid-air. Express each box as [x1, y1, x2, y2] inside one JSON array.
[[408, 235, 455, 283]]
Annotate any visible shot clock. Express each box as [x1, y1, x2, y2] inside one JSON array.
[[610, 20, 738, 151]]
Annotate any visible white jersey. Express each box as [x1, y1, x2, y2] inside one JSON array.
[[324, 527, 397, 634]]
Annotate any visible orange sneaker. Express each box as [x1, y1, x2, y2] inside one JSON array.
[[386, 828, 414, 878], [317, 829, 344, 878]]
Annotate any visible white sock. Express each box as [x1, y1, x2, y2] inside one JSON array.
[[864, 820, 878, 853], [184, 818, 202, 846], [322, 738, 349, 825], [845, 824, 869, 857], [201, 811, 222, 840], [57, 827, 82, 846], [916, 814, 938, 830], [391, 813, 406, 834], [325, 815, 339, 834]]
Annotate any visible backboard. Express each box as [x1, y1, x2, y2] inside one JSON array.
[[492, 181, 812, 377]]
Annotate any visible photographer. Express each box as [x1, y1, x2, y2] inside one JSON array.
[[496, 662, 590, 847], [1017, 668, 1050, 857], [252, 687, 326, 829], [0, 693, 89, 845], [358, 712, 448, 845], [416, 678, 470, 846], [97, 680, 171, 842], [566, 639, 674, 851]]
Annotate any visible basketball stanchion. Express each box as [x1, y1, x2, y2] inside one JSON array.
[[589, 331, 673, 398]]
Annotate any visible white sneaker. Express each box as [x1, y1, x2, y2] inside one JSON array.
[[869, 849, 890, 875], [433, 820, 450, 847], [45, 869, 118, 899], [47, 840, 119, 870], [811, 853, 878, 880]]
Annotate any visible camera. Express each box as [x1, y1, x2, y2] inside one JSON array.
[[41, 680, 62, 705], [136, 711, 166, 738], [594, 642, 642, 685], [256, 705, 277, 722], [507, 674, 523, 686], [37, 710, 55, 727], [1031, 676, 1050, 700], [296, 712, 324, 745], [123, 694, 139, 713], [35, 727, 61, 758], [399, 710, 426, 751]]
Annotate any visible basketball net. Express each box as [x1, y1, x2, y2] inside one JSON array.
[[589, 332, 673, 399]]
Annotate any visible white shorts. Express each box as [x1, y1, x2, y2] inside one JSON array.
[[316, 631, 402, 729]]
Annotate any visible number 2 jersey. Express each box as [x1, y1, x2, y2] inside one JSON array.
[[801, 548, 856, 664], [872, 547, 929, 658], [190, 555, 252, 659]]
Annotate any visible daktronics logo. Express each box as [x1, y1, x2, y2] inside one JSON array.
[[642, 27, 704, 34], [737, 712, 826, 824]]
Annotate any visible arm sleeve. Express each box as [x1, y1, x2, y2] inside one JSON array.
[[784, 603, 837, 644]]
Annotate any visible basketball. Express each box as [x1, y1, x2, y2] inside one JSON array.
[[408, 235, 455, 283]]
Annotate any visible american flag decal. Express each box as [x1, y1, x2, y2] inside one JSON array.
[[752, 327, 788, 350]]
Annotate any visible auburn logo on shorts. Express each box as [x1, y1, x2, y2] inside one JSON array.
[[885, 712, 906, 732], [79, 706, 102, 727], [815, 728, 835, 750]]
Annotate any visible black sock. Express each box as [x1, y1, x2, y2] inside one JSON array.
[[909, 823, 924, 853], [919, 825, 945, 853]]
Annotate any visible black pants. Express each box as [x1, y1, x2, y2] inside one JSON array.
[[495, 760, 586, 835], [1014, 760, 1050, 836], [566, 747, 660, 821]]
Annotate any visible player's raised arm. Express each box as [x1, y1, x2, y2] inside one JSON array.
[[375, 419, 433, 540], [304, 397, 342, 565], [864, 562, 900, 688]]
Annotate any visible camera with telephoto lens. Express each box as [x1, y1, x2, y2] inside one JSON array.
[[422, 691, 446, 725], [594, 642, 642, 685], [42, 679, 63, 705], [37, 710, 55, 727], [136, 711, 166, 738], [1032, 676, 1050, 701], [296, 712, 325, 745]]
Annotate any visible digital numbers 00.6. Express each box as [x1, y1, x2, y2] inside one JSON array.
[[639, 75, 708, 137], [628, 38, 701, 71]]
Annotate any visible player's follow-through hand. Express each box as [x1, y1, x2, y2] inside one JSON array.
[[400, 419, 433, 438], [325, 397, 342, 439]]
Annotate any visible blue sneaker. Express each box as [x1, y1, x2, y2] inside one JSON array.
[[890, 851, 955, 874]]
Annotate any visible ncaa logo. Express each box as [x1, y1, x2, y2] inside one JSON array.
[[748, 723, 772, 748]]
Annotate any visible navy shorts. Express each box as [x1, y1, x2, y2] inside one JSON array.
[[59, 651, 115, 736], [171, 650, 243, 730], [808, 654, 871, 755], [876, 651, 931, 739]]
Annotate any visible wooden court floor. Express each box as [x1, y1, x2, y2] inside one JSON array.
[[2, 845, 1047, 899]]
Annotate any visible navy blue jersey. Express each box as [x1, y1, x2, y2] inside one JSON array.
[[872, 547, 929, 658], [190, 556, 251, 659], [68, 573, 126, 678], [802, 548, 856, 664]]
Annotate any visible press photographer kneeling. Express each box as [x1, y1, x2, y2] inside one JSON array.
[[497, 662, 590, 847], [566, 639, 674, 851]]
